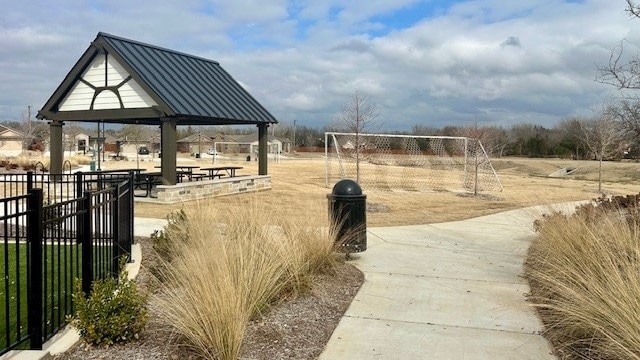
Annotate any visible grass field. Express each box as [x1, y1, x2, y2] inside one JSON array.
[[0, 241, 111, 353], [0, 243, 28, 351], [96, 154, 640, 225]]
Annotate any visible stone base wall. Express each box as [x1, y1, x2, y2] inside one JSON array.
[[145, 175, 271, 203]]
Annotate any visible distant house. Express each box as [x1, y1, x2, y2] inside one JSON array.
[[177, 133, 214, 154], [210, 134, 249, 154], [61, 128, 118, 155], [0, 124, 33, 156], [208, 133, 292, 154], [77, 133, 89, 153], [279, 137, 292, 153], [118, 135, 161, 156], [341, 138, 370, 150], [236, 134, 291, 154]]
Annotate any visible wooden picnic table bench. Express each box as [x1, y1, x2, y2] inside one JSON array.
[[134, 171, 182, 198], [200, 166, 243, 179], [154, 165, 200, 181]]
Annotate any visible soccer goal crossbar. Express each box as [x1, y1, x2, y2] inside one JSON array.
[[324, 132, 502, 193]]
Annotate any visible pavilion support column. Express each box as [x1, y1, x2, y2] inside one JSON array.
[[160, 119, 177, 185], [49, 120, 64, 177], [258, 124, 268, 175]]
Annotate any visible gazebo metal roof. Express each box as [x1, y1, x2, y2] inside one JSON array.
[[37, 32, 278, 126]]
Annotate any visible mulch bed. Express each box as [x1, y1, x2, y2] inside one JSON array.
[[52, 237, 364, 360]]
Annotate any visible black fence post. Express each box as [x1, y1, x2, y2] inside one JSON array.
[[80, 191, 93, 295], [75, 172, 83, 199], [75, 173, 84, 246], [27, 171, 33, 191], [27, 188, 43, 350], [111, 186, 120, 277], [128, 171, 134, 257]]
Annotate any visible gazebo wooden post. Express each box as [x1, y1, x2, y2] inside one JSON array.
[[160, 119, 177, 185], [258, 124, 268, 175], [49, 120, 64, 177]]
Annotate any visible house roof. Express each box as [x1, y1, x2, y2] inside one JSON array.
[[177, 133, 213, 143], [0, 124, 28, 138], [233, 133, 287, 144], [38, 32, 278, 126], [76, 131, 117, 143]]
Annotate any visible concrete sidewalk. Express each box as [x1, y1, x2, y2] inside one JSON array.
[[319, 204, 580, 360]]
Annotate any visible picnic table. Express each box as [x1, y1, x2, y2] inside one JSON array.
[[85, 169, 144, 190], [134, 172, 163, 198], [154, 165, 200, 181], [200, 166, 243, 179], [134, 171, 186, 197]]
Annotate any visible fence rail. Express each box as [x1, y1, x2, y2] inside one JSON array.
[[0, 172, 134, 356]]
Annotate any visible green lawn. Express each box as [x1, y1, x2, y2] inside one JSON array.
[[0, 242, 28, 351], [1, 241, 114, 352]]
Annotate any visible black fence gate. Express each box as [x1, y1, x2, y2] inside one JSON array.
[[0, 173, 134, 355]]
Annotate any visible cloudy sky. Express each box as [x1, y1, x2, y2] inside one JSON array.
[[1, 0, 639, 130]]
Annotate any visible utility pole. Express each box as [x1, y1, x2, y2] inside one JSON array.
[[293, 119, 296, 153], [25, 106, 31, 154]]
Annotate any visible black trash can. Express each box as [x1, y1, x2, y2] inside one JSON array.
[[327, 179, 366, 253], [246, 155, 251, 161]]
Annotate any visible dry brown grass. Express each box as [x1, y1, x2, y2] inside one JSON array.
[[526, 207, 640, 359], [152, 200, 341, 360], [0, 153, 91, 170], [111, 155, 640, 359], [114, 155, 640, 225]]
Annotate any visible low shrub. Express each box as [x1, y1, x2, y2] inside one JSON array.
[[68, 263, 148, 346], [150, 209, 189, 262]]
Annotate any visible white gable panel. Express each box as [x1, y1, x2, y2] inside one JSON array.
[[93, 91, 120, 110], [83, 55, 107, 88], [59, 81, 94, 111], [107, 54, 129, 86], [119, 79, 157, 108]]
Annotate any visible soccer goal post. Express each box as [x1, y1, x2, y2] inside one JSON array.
[[324, 132, 502, 193]]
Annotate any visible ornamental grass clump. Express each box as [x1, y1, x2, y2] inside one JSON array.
[[526, 196, 640, 359], [153, 201, 340, 360]]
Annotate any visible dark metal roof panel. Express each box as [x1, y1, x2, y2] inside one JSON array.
[[99, 32, 277, 124]]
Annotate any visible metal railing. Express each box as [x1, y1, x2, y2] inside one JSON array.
[[0, 173, 134, 355]]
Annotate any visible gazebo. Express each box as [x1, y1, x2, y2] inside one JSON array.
[[37, 32, 277, 185]]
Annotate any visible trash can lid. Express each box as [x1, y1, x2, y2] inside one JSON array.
[[332, 179, 363, 195]]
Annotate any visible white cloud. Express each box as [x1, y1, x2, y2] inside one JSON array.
[[0, 0, 637, 130]]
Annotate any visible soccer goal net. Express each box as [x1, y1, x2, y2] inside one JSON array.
[[324, 132, 502, 193]]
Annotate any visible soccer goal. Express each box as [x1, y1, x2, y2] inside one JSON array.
[[324, 132, 502, 193]]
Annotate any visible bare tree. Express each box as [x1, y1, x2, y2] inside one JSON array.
[[332, 91, 381, 182], [606, 99, 640, 140], [597, 1, 640, 90], [20, 106, 34, 154], [579, 112, 624, 193]]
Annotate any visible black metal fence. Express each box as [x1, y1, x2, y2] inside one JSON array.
[[0, 173, 134, 356]]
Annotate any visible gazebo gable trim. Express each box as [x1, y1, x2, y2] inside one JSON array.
[[37, 37, 174, 121], [37, 45, 100, 120], [94, 37, 175, 116]]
